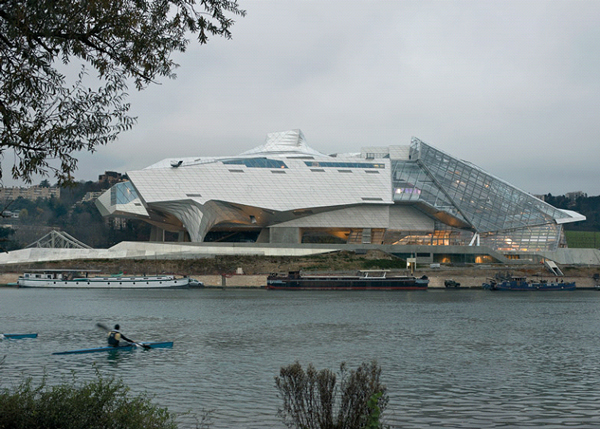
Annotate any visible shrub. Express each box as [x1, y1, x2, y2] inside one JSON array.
[[275, 361, 389, 429], [0, 372, 177, 429]]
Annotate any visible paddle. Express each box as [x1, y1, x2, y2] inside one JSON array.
[[95, 323, 151, 349]]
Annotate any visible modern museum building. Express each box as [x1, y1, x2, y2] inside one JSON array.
[[95, 130, 586, 264]]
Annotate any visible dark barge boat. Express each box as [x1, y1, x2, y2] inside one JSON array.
[[266, 270, 429, 290], [482, 274, 575, 291]]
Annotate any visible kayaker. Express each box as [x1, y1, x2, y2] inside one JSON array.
[[107, 324, 134, 347]]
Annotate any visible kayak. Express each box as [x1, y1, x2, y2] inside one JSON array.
[[52, 341, 173, 355], [1, 333, 38, 339]]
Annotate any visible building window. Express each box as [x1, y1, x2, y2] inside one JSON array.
[[304, 161, 385, 169], [223, 158, 288, 169]]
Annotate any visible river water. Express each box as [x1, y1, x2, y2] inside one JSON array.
[[2, 287, 600, 428]]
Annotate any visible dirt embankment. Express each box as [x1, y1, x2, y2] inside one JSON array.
[[1, 250, 598, 280]]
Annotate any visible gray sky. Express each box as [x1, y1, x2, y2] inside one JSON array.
[[5, 0, 600, 196]]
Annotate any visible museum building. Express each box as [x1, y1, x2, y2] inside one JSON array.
[[95, 130, 585, 260]]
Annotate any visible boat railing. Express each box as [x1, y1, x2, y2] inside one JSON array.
[[361, 271, 388, 279]]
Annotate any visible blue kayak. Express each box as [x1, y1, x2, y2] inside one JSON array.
[[1, 333, 38, 339], [52, 341, 173, 355]]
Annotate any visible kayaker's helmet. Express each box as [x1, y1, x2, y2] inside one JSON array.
[[114, 324, 120, 330]]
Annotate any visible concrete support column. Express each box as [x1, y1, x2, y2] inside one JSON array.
[[150, 226, 164, 242], [269, 227, 301, 244]]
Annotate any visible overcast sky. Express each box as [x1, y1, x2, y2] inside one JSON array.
[[5, 0, 600, 196]]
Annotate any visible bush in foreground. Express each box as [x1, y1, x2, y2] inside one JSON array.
[[0, 373, 177, 429], [275, 361, 389, 429]]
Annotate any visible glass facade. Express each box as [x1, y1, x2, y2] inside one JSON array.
[[110, 181, 138, 206], [389, 138, 571, 252]]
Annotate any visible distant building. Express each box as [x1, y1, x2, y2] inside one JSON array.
[[98, 171, 125, 186], [96, 129, 586, 258], [80, 191, 104, 203], [0, 186, 60, 201], [566, 191, 587, 201]]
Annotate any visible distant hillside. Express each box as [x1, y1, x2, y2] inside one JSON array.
[[543, 194, 600, 232]]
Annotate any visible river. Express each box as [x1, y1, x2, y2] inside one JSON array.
[[2, 287, 600, 428]]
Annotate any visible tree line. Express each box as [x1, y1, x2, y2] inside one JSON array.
[[0, 181, 150, 250], [543, 194, 600, 231]]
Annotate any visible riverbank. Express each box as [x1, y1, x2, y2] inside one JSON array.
[[1, 268, 598, 289], [1, 250, 598, 288]]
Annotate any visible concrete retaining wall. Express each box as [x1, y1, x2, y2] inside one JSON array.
[[195, 275, 266, 288], [0, 273, 17, 285]]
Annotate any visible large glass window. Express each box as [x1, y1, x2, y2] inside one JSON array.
[[304, 161, 385, 169], [222, 158, 288, 169], [110, 181, 138, 205], [406, 137, 569, 251]]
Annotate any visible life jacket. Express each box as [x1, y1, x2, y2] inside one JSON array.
[[108, 331, 121, 346]]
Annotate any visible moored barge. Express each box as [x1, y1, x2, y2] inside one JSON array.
[[17, 269, 192, 289], [482, 275, 575, 291], [267, 270, 429, 291]]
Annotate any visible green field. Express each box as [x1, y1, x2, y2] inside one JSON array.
[[565, 230, 600, 248]]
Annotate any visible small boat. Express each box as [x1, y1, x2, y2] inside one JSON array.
[[267, 270, 429, 290], [483, 274, 575, 291], [1, 333, 38, 339], [17, 269, 191, 289], [52, 341, 174, 355]]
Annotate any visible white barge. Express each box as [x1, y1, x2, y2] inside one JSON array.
[[17, 269, 196, 289]]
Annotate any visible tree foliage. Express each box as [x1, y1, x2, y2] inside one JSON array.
[[0, 372, 178, 429], [4, 181, 151, 248], [544, 194, 600, 232], [0, 0, 245, 184]]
